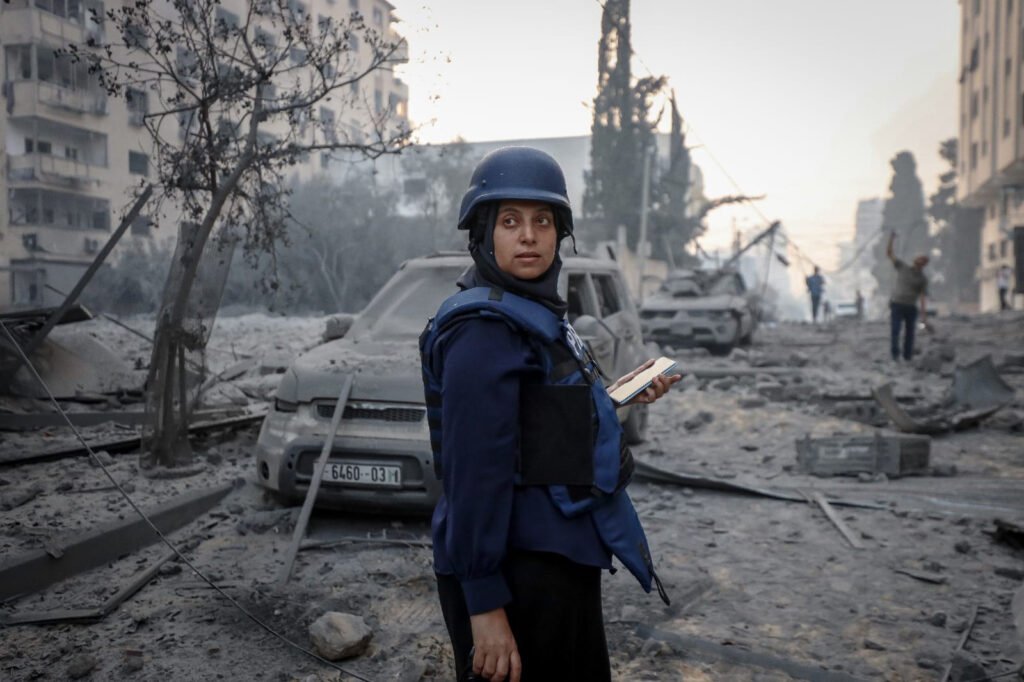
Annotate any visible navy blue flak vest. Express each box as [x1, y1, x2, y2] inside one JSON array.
[[420, 286, 670, 604]]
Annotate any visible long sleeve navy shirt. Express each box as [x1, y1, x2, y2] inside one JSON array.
[[430, 316, 611, 616]]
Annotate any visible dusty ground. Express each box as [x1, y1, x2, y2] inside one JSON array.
[[1, 311, 1023, 681]]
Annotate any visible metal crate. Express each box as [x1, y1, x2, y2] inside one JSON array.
[[795, 432, 931, 478]]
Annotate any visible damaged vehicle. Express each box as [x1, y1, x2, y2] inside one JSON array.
[[639, 268, 758, 355], [254, 252, 649, 513]]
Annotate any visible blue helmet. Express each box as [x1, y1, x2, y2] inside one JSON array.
[[457, 146, 574, 238]]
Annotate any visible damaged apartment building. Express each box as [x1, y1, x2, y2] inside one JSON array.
[[0, 0, 409, 311], [959, 0, 1024, 311]]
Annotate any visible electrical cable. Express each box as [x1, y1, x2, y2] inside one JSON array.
[[0, 320, 374, 682]]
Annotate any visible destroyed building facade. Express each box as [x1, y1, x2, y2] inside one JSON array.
[[0, 0, 409, 311], [958, 0, 1024, 312]]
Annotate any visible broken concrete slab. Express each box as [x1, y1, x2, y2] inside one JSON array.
[[0, 483, 234, 602], [873, 356, 1014, 435], [0, 411, 266, 467], [0, 550, 175, 626], [795, 432, 931, 478], [952, 355, 1015, 411], [6, 327, 143, 399]]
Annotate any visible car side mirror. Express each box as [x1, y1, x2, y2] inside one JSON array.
[[323, 313, 355, 342], [572, 314, 615, 367]]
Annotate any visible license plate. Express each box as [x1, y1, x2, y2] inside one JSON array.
[[323, 461, 402, 487]]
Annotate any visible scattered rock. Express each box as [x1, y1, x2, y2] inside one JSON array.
[[56, 481, 73, 492], [710, 378, 736, 392], [930, 464, 958, 477], [915, 654, 938, 670], [994, 566, 1024, 581], [309, 612, 372, 660], [857, 472, 874, 483], [0, 484, 44, 510], [863, 638, 886, 651], [206, 451, 223, 466], [683, 412, 714, 431], [93, 450, 116, 466], [948, 651, 988, 681], [927, 611, 947, 628], [158, 562, 183, 577], [738, 397, 767, 409], [954, 540, 972, 554], [67, 654, 98, 679], [123, 650, 144, 673]]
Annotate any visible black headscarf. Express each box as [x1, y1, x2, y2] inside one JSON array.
[[457, 202, 569, 318]]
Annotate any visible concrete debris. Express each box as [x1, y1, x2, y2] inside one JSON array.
[[946, 651, 988, 682], [0, 483, 233, 601], [6, 327, 143, 399], [795, 432, 930, 478], [309, 612, 373, 661], [0, 483, 44, 510], [67, 653, 99, 679], [873, 356, 1014, 435], [683, 411, 715, 431]]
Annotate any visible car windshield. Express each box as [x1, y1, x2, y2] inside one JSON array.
[[707, 274, 741, 296], [662, 278, 703, 298], [347, 263, 464, 341]]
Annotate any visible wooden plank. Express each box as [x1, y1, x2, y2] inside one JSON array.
[[809, 491, 865, 549], [938, 604, 980, 682], [276, 375, 352, 586]]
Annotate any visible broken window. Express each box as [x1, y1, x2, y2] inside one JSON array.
[[126, 87, 147, 125], [593, 274, 622, 317], [5, 45, 33, 80], [128, 150, 149, 175], [131, 214, 152, 236]]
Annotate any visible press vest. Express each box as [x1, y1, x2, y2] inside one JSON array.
[[420, 286, 669, 604]]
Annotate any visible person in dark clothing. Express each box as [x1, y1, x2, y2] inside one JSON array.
[[422, 147, 679, 682], [886, 232, 929, 362], [805, 266, 824, 322]]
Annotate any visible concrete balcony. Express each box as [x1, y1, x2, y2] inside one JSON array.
[[0, 7, 100, 45], [6, 154, 104, 190], [386, 32, 408, 64], [7, 81, 108, 119]]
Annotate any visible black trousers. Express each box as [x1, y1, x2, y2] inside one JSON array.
[[890, 302, 918, 361], [436, 550, 611, 681]]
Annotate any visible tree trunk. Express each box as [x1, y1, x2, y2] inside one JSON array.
[[146, 140, 258, 468]]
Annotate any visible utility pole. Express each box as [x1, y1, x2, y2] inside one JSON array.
[[636, 144, 653, 305]]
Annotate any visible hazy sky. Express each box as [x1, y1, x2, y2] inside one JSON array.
[[395, 1, 960, 270]]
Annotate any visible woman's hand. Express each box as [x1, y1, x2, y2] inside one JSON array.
[[470, 608, 521, 682], [610, 359, 682, 405]]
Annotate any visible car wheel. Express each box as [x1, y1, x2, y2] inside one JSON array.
[[624, 402, 649, 444], [709, 343, 735, 357]]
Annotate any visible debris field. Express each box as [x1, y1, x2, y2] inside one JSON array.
[[1, 310, 1023, 681]]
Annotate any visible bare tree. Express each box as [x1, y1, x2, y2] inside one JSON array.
[[67, 0, 411, 467]]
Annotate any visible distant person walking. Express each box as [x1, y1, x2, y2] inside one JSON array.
[[855, 289, 865, 320], [805, 266, 825, 323], [997, 264, 1013, 311], [886, 232, 929, 362]]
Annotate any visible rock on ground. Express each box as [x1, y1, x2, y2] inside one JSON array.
[[309, 612, 373, 661]]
